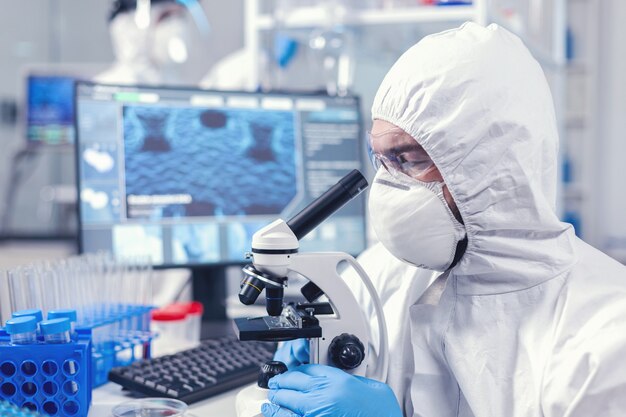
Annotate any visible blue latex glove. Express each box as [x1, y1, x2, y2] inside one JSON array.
[[261, 364, 402, 417], [273, 339, 310, 369]]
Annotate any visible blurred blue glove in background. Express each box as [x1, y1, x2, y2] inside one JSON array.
[[261, 364, 402, 417], [273, 339, 309, 369]]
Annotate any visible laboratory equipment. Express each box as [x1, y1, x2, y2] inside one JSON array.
[[182, 302, 203, 343], [6, 252, 155, 388], [0, 329, 92, 416], [108, 335, 276, 404], [112, 398, 194, 417], [12, 309, 43, 323], [0, 400, 45, 417], [233, 170, 389, 417], [150, 308, 189, 356], [235, 170, 387, 370], [157, 302, 204, 345], [40, 318, 71, 344], [11, 310, 43, 334], [47, 309, 78, 334], [4, 317, 38, 345]]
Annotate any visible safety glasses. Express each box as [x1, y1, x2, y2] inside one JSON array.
[[367, 128, 437, 181]]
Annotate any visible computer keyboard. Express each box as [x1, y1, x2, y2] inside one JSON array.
[[108, 336, 277, 404]]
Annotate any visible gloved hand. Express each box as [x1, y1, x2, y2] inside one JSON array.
[[273, 339, 309, 369], [261, 364, 402, 417]]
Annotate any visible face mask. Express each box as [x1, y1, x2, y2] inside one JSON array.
[[151, 14, 191, 66], [368, 169, 466, 271]]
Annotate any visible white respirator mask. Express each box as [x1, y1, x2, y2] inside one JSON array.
[[368, 169, 466, 271]]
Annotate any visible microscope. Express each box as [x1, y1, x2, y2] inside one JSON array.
[[234, 170, 389, 417]]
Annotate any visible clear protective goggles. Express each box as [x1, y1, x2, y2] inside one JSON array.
[[367, 127, 438, 182]]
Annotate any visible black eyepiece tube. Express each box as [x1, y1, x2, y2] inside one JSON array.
[[287, 170, 368, 241]]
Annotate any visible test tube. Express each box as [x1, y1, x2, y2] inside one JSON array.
[[5, 316, 38, 345], [47, 309, 78, 335], [12, 309, 44, 334], [40, 318, 71, 344]]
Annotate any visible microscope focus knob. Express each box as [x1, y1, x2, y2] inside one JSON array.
[[329, 333, 365, 370], [258, 361, 288, 389]]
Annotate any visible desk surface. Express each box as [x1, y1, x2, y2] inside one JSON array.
[[90, 382, 239, 416]]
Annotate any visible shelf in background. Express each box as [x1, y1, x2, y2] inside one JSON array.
[[255, 5, 478, 29]]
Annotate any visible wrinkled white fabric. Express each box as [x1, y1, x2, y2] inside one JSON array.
[[369, 169, 466, 271], [368, 22, 626, 416]]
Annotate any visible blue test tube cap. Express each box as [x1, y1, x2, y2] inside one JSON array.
[[48, 309, 78, 323], [40, 318, 71, 336], [12, 309, 43, 323], [5, 316, 38, 334]]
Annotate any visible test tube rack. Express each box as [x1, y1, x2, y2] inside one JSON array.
[[0, 399, 45, 417], [0, 331, 92, 417], [78, 304, 155, 387]]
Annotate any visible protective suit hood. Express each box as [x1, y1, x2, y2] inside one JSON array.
[[372, 22, 576, 295]]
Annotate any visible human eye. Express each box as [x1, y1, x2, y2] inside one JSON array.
[[397, 153, 431, 170]]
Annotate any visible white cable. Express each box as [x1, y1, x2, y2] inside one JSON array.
[[345, 256, 389, 383]]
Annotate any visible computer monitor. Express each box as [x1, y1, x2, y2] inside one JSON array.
[[22, 64, 107, 146], [25, 74, 76, 145], [74, 82, 368, 268]]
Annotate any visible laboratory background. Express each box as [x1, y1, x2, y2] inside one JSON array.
[[0, 0, 625, 416]]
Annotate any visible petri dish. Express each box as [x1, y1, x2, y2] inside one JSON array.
[[112, 398, 195, 417]]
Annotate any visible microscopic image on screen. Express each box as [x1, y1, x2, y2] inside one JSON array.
[[122, 106, 298, 219]]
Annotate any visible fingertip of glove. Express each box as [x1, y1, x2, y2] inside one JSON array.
[[262, 402, 277, 417]]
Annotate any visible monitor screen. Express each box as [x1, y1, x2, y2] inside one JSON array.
[[26, 75, 76, 145], [75, 83, 367, 267]]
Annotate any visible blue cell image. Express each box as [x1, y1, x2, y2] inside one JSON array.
[[123, 106, 298, 219]]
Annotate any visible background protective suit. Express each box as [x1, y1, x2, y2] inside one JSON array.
[[96, 0, 194, 85], [370, 22, 626, 416]]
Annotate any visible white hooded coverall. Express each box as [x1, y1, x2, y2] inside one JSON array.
[[361, 22, 626, 417]]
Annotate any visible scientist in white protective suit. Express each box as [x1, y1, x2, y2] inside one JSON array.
[[96, 0, 208, 86], [265, 22, 626, 417]]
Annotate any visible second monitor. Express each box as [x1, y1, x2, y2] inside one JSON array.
[[75, 83, 367, 266]]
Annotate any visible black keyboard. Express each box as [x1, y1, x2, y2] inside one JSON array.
[[108, 336, 277, 404]]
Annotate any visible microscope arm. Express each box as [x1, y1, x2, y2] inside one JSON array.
[[288, 252, 389, 383]]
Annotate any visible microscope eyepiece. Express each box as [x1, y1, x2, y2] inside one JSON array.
[[287, 170, 368, 241]]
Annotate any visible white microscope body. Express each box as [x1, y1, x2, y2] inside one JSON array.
[[234, 171, 389, 417]]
